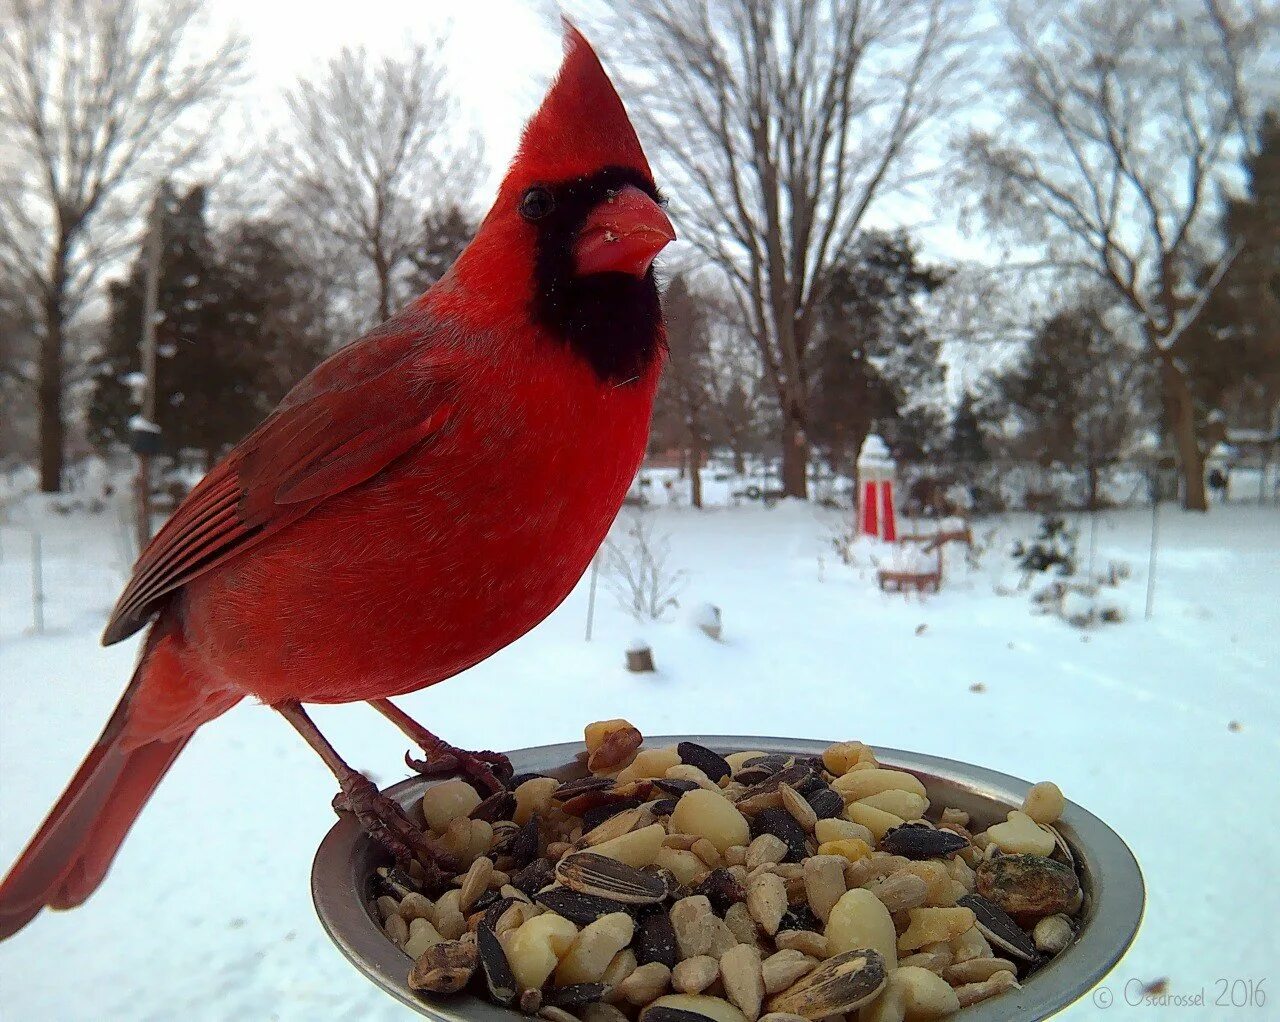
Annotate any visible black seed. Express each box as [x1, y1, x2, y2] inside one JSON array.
[[545, 983, 609, 1008], [477, 923, 518, 1004], [509, 857, 556, 898], [641, 1008, 720, 1022], [780, 904, 822, 933], [510, 814, 540, 867], [647, 866, 678, 898], [734, 754, 791, 784], [677, 742, 731, 783], [958, 893, 1041, 962], [691, 868, 746, 914], [737, 763, 819, 809], [554, 852, 669, 904], [470, 790, 517, 823], [507, 772, 550, 789], [553, 776, 616, 801], [806, 787, 845, 820], [535, 887, 635, 925], [634, 906, 679, 967], [374, 865, 420, 900], [471, 889, 502, 914], [650, 798, 678, 816], [582, 798, 643, 831], [753, 806, 809, 862], [794, 770, 828, 796], [482, 896, 520, 931], [654, 777, 702, 796], [880, 822, 969, 860]]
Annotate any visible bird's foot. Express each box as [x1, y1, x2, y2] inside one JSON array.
[[405, 743, 514, 796], [332, 770, 453, 869]]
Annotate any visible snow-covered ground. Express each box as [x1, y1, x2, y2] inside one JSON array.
[[1, 491, 1277, 1020]]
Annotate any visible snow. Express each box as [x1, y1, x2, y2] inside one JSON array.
[[127, 415, 161, 433], [1, 492, 1278, 1020]]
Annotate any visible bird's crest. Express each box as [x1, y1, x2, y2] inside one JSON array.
[[507, 22, 652, 187]]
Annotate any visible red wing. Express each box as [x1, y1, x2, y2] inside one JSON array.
[[103, 321, 464, 646]]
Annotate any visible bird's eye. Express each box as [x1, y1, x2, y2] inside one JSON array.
[[519, 187, 555, 221]]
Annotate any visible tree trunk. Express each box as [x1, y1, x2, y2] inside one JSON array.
[[781, 414, 809, 499], [373, 247, 392, 324], [731, 445, 746, 475], [1084, 462, 1100, 512], [1159, 359, 1208, 512], [689, 435, 703, 509], [38, 262, 67, 493]]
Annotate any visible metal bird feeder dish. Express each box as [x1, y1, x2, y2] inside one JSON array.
[[312, 737, 1143, 1022]]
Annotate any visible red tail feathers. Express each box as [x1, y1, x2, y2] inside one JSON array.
[[0, 683, 190, 940]]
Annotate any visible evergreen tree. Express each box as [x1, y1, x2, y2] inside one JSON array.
[[949, 390, 988, 465], [406, 204, 477, 294], [994, 304, 1151, 508], [89, 185, 328, 464], [809, 231, 947, 475], [1188, 110, 1280, 431]]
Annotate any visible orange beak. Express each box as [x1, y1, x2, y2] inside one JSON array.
[[574, 185, 676, 277]]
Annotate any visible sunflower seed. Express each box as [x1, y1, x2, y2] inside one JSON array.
[[509, 857, 556, 898], [690, 868, 746, 914], [635, 907, 680, 968], [555, 852, 668, 904], [375, 865, 420, 900], [640, 1008, 719, 1022], [751, 808, 809, 863], [677, 743, 732, 783], [1043, 823, 1076, 867], [880, 822, 969, 860], [803, 788, 844, 820], [477, 923, 517, 1004], [958, 893, 1040, 962], [536, 887, 636, 925], [555, 776, 617, 801], [509, 815, 541, 867], [545, 983, 611, 1008], [763, 948, 887, 1018], [654, 778, 703, 796], [470, 790, 518, 822], [582, 799, 644, 832]]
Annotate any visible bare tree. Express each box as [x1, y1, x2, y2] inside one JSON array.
[[655, 276, 716, 507], [0, 0, 245, 492], [705, 314, 769, 476], [273, 43, 482, 332], [958, 0, 1277, 511], [597, 0, 977, 498]]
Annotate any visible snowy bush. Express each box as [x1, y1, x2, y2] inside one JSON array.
[[604, 513, 686, 622], [1011, 515, 1078, 580]]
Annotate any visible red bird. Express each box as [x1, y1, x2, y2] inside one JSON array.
[[0, 26, 674, 940]]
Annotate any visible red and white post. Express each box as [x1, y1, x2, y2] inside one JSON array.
[[857, 434, 897, 542]]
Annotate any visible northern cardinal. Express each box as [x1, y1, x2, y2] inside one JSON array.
[[0, 25, 674, 940]]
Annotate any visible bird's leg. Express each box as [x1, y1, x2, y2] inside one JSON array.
[[368, 698, 513, 795], [274, 701, 452, 871]]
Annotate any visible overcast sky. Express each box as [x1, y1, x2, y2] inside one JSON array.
[[201, 0, 995, 269], [208, 0, 565, 189]]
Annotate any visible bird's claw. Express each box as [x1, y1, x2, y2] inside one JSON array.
[[333, 771, 450, 868], [405, 744, 513, 795]]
